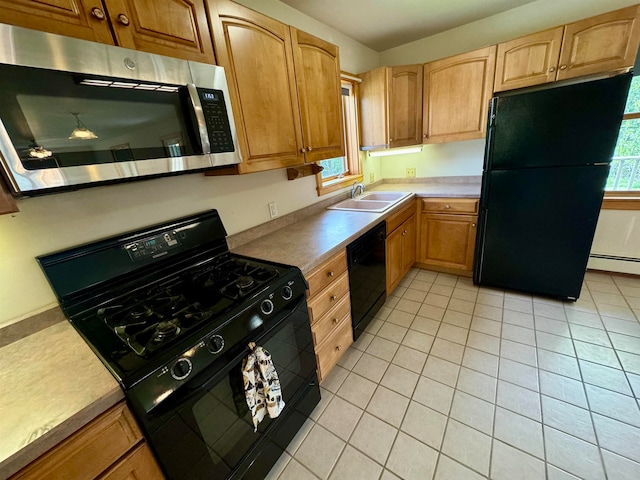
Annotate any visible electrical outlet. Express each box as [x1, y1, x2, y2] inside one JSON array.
[[406, 168, 416, 178], [268, 202, 278, 219], [370, 172, 375, 183]]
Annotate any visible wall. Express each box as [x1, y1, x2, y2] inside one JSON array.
[[0, 0, 380, 328]]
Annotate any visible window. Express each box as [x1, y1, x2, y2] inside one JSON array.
[[607, 75, 640, 192], [316, 76, 362, 195]]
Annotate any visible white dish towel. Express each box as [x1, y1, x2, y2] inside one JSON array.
[[241, 342, 285, 431]]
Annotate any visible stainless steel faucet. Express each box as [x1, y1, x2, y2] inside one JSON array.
[[351, 181, 365, 198]]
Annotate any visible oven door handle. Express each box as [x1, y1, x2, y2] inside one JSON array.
[[186, 84, 211, 154], [144, 296, 307, 416]]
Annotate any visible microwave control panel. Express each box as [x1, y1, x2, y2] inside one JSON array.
[[197, 88, 234, 153]]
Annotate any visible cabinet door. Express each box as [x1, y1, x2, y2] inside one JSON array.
[[494, 27, 563, 92], [423, 46, 496, 143], [0, 0, 114, 44], [418, 213, 477, 272], [210, 0, 305, 173], [359, 67, 388, 149], [99, 444, 164, 480], [388, 65, 423, 147], [558, 5, 640, 80], [386, 226, 404, 294], [402, 214, 416, 272], [103, 0, 215, 63], [291, 27, 345, 162], [0, 177, 18, 215]]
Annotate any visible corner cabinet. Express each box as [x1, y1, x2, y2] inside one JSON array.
[[360, 65, 423, 149], [10, 402, 164, 480], [386, 200, 417, 294], [305, 250, 352, 383], [1, 176, 18, 215], [417, 198, 479, 276], [423, 46, 496, 144], [0, 0, 215, 63], [209, 0, 344, 173], [494, 5, 640, 91]]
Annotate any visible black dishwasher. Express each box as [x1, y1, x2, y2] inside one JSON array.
[[347, 221, 387, 340]]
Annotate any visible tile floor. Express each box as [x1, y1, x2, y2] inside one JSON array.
[[267, 268, 640, 480]]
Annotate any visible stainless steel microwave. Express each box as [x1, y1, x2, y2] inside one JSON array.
[[0, 24, 241, 195]]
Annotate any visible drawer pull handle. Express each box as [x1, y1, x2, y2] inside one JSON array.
[[445, 204, 450, 209], [336, 345, 342, 352], [328, 271, 334, 277], [330, 295, 337, 301], [333, 318, 339, 324]]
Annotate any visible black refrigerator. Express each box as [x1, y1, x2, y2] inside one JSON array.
[[473, 73, 632, 300]]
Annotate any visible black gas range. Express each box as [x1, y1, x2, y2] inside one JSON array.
[[38, 210, 320, 480]]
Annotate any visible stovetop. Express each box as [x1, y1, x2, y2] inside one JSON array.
[[95, 255, 280, 358]]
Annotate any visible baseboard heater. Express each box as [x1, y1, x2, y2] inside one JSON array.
[[588, 254, 640, 275]]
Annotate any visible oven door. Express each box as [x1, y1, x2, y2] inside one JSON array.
[[130, 296, 319, 480]]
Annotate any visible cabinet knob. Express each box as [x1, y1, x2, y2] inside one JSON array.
[[330, 295, 337, 301], [336, 345, 342, 352], [300, 147, 307, 153], [90, 7, 106, 20], [328, 271, 334, 277], [423, 134, 427, 138], [559, 64, 568, 70], [445, 204, 450, 209], [117, 13, 130, 26], [472, 223, 477, 227], [307, 146, 313, 151], [333, 318, 339, 324], [389, 139, 393, 142], [549, 66, 556, 73]]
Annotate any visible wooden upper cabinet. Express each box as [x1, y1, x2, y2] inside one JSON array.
[[0, 176, 18, 215], [103, 0, 215, 63], [423, 46, 496, 143], [494, 27, 563, 92], [291, 28, 344, 162], [209, 0, 304, 173], [359, 64, 423, 149], [0, 0, 115, 44], [388, 65, 423, 148], [558, 5, 640, 80]]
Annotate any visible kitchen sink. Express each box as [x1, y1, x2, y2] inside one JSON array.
[[327, 191, 413, 212]]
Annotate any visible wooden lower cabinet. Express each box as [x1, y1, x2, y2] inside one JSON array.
[[305, 250, 352, 382], [10, 402, 163, 480], [386, 200, 417, 294], [416, 198, 478, 276]]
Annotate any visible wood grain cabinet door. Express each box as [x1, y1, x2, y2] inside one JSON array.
[[423, 46, 496, 144], [418, 213, 477, 272], [388, 65, 423, 147], [0, 0, 114, 44], [494, 27, 564, 92], [385, 225, 404, 294], [99, 444, 164, 480], [0, 176, 18, 215], [103, 0, 215, 63], [209, 0, 305, 173], [291, 27, 345, 163], [558, 5, 640, 80], [402, 214, 416, 273]]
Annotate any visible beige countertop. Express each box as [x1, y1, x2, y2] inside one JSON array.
[[0, 180, 478, 479], [232, 181, 480, 273]]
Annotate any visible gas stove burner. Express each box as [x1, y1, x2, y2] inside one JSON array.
[[151, 320, 181, 344], [236, 276, 255, 290], [129, 306, 155, 321]]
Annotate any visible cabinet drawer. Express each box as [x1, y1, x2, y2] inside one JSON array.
[[386, 199, 416, 233], [316, 316, 353, 382], [311, 294, 351, 345], [421, 198, 478, 214], [307, 272, 350, 322], [12, 403, 142, 480], [306, 250, 348, 298]]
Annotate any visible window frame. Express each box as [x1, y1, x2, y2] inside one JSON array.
[[315, 74, 362, 196]]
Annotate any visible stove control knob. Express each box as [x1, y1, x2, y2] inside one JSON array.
[[171, 358, 192, 380], [282, 285, 293, 300], [261, 299, 275, 315], [206, 335, 225, 354]]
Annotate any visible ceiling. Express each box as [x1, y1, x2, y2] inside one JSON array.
[[279, 0, 537, 51]]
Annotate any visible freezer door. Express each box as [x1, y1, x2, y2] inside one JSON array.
[[488, 73, 631, 170], [474, 165, 608, 299]]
